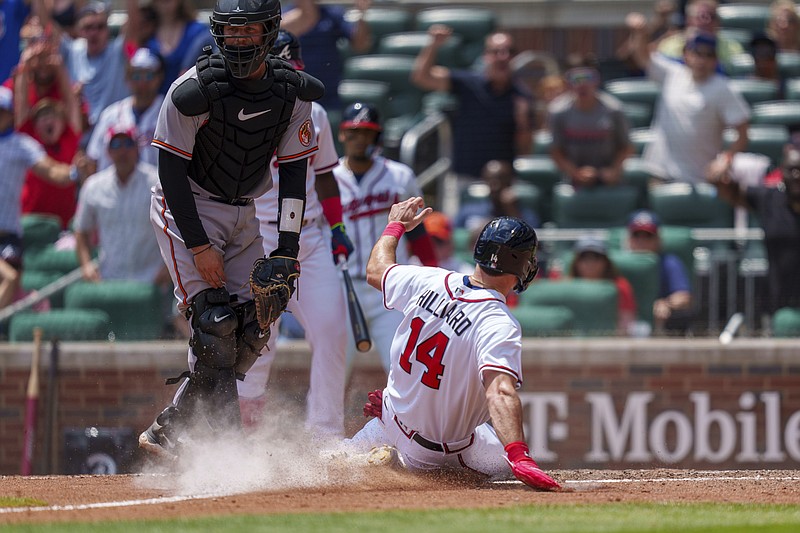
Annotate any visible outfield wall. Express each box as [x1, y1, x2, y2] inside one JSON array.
[[1, 338, 799, 474]]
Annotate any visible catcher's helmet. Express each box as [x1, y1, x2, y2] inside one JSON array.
[[474, 217, 539, 294], [340, 102, 382, 132], [210, 0, 281, 78], [270, 29, 304, 70]]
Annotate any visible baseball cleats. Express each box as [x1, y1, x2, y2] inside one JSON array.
[[138, 408, 179, 461]]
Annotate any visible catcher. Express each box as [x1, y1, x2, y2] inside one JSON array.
[[139, 0, 321, 459]]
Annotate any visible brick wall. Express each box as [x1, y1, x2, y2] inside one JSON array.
[[2, 338, 799, 474]]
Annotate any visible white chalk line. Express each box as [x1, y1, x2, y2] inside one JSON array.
[[3, 474, 800, 514]]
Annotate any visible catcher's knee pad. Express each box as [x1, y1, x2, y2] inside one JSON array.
[[189, 288, 238, 369], [233, 300, 270, 377]]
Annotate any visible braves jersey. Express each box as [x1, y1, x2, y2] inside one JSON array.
[[334, 156, 421, 277], [151, 66, 316, 199], [255, 102, 337, 223], [382, 264, 523, 443]]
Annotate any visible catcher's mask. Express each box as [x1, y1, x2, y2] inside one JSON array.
[[473, 216, 539, 294], [210, 0, 281, 78]]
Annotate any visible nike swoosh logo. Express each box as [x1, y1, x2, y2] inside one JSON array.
[[214, 314, 231, 323], [238, 108, 271, 121], [258, 330, 267, 339]]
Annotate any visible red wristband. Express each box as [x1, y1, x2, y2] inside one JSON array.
[[320, 196, 343, 227], [504, 441, 532, 464], [382, 221, 405, 240]]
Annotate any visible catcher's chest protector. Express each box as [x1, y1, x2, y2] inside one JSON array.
[[189, 54, 299, 199]]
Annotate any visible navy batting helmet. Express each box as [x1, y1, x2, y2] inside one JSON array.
[[210, 0, 281, 78], [474, 217, 539, 293], [270, 29, 304, 70], [340, 102, 382, 132]]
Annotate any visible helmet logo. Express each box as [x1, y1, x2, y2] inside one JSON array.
[[233, 6, 243, 11], [275, 45, 291, 60], [298, 120, 312, 147]]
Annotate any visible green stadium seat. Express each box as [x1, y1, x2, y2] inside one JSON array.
[[717, 27, 754, 48], [359, 7, 414, 49], [786, 77, 800, 100], [342, 55, 423, 119], [376, 31, 463, 67], [20, 270, 67, 309], [609, 225, 696, 284], [610, 250, 661, 326], [648, 183, 734, 228], [9, 309, 111, 342], [629, 127, 656, 156], [532, 130, 552, 155], [452, 227, 474, 264], [512, 304, 574, 337], [20, 214, 61, 252], [778, 52, 800, 78], [723, 124, 789, 165], [421, 91, 459, 115], [414, 7, 496, 67], [772, 307, 800, 337], [552, 184, 640, 229], [461, 182, 542, 217], [513, 156, 560, 224], [717, 4, 771, 32], [729, 78, 780, 106], [622, 157, 664, 209], [620, 102, 654, 129], [727, 53, 755, 77], [23, 245, 80, 275], [603, 78, 660, 106], [337, 79, 391, 120], [519, 279, 618, 336], [750, 100, 800, 129], [65, 281, 163, 340]]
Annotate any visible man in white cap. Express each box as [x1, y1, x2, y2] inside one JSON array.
[[0, 85, 84, 309], [74, 125, 162, 283], [86, 48, 166, 172]]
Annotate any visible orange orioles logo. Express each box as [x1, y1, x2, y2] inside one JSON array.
[[298, 120, 312, 147]]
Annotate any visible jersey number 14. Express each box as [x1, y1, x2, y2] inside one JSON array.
[[399, 317, 449, 389]]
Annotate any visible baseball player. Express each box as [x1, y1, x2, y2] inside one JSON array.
[[237, 30, 353, 439], [345, 197, 561, 491], [139, 0, 323, 459], [333, 103, 437, 372]]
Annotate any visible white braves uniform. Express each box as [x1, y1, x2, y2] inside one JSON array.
[[333, 156, 422, 371], [345, 264, 522, 477], [237, 102, 347, 438], [86, 94, 164, 171]]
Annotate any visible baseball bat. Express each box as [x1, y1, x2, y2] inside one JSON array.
[[338, 256, 372, 352], [44, 338, 60, 474], [21, 327, 43, 475]]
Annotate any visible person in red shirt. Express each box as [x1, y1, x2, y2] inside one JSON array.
[[18, 99, 82, 227]]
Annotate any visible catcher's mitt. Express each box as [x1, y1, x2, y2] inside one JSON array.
[[249, 256, 301, 330]]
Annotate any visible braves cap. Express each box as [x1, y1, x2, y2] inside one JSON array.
[[105, 124, 137, 144], [573, 236, 607, 256], [628, 209, 661, 235], [423, 211, 453, 242], [77, 1, 108, 20], [129, 48, 162, 71], [0, 86, 12, 112]]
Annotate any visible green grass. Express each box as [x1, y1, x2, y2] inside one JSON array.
[[3, 503, 800, 532], [0, 496, 48, 507]]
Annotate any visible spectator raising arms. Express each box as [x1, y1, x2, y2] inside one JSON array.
[[281, 0, 373, 111], [412, 25, 534, 181], [146, 0, 214, 94], [626, 13, 750, 184]]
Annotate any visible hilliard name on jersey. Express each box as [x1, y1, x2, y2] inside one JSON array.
[[415, 289, 473, 336]]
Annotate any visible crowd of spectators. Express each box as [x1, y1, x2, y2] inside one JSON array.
[[1, 0, 799, 339]]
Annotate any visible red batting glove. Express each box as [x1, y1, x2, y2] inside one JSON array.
[[504, 441, 561, 491], [363, 389, 383, 419]]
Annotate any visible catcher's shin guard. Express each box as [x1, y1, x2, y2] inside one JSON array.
[[234, 300, 270, 378], [184, 288, 244, 430]]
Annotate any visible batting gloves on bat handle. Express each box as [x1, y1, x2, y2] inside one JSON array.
[[330, 223, 354, 264], [504, 441, 561, 491], [363, 389, 383, 418]]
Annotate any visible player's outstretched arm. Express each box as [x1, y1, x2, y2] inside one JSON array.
[[366, 197, 431, 289], [484, 370, 561, 491]]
